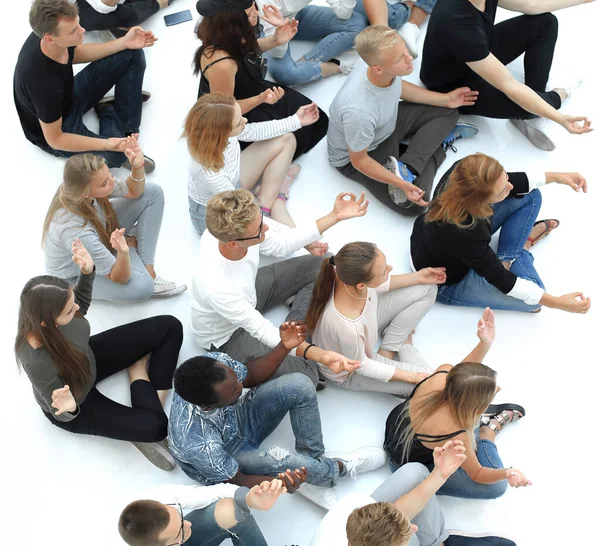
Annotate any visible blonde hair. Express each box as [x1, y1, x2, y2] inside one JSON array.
[[426, 153, 505, 228], [346, 502, 412, 546], [205, 189, 260, 242], [393, 362, 497, 462], [42, 154, 119, 251], [355, 25, 400, 66], [183, 93, 237, 172]]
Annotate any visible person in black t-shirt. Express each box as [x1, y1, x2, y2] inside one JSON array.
[[420, 0, 594, 151], [14, 0, 157, 171], [410, 153, 591, 314]]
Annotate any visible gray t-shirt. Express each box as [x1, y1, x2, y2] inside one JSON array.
[[327, 59, 403, 167], [44, 180, 128, 279]]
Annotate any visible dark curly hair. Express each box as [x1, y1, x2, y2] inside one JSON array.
[[193, 11, 260, 75], [173, 356, 228, 406]]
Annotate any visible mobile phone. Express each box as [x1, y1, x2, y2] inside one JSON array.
[[164, 9, 193, 26]]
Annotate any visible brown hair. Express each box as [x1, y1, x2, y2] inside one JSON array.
[[183, 93, 237, 171], [15, 276, 91, 399], [118, 500, 171, 546], [42, 154, 119, 252], [304, 242, 379, 332], [346, 502, 412, 546], [355, 25, 400, 66], [394, 362, 497, 462], [425, 153, 505, 228], [29, 0, 78, 37], [205, 189, 260, 242]]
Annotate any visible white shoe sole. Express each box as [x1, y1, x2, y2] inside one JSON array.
[[152, 284, 188, 297], [296, 484, 339, 511]]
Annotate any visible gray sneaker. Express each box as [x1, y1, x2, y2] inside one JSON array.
[[384, 156, 415, 205], [131, 440, 176, 471], [510, 118, 556, 151]]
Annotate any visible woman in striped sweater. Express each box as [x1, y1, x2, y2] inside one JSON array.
[[184, 93, 321, 238]]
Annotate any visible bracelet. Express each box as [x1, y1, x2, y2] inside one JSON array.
[[303, 343, 315, 360], [129, 173, 145, 182]]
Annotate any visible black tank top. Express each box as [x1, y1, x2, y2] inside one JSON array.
[[384, 371, 465, 468]]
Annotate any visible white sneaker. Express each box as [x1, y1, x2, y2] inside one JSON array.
[[326, 446, 388, 479], [340, 58, 357, 76], [152, 276, 187, 297], [397, 22, 420, 59], [296, 483, 340, 511], [509, 118, 556, 151]]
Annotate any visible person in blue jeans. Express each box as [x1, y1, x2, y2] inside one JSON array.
[[411, 153, 591, 314], [258, 0, 367, 86], [384, 308, 532, 500], [14, 0, 157, 171], [168, 321, 387, 511], [357, 0, 437, 58]]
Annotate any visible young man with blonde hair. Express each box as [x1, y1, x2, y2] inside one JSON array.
[[190, 188, 369, 388], [327, 25, 479, 217]]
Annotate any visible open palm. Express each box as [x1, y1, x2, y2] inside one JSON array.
[[477, 307, 495, 344], [332, 192, 369, 221]]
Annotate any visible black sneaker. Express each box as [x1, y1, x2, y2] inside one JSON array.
[[446, 530, 516, 546], [98, 90, 152, 108]]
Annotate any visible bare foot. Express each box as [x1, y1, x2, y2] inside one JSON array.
[[279, 164, 302, 200], [551, 87, 568, 101], [524, 220, 559, 251], [158, 0, 170, 8], [128, 354, 150, 383]]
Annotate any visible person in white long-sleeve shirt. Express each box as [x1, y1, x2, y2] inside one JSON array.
[[257, 0, 367, 86], [184, 93, 321, 237], [118, 479, 290, 545], [190, 188, 369, 387]]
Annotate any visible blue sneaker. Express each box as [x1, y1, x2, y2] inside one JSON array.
[[384, 156, 416, 205], [445, 530, 516, 546], [443, 121, 479, 152]]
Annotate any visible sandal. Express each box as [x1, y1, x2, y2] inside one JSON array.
[[278, 164, 302, 202], [482, 407, 525, 434], [482, 403, 525, 418], [527, 219, 560, 248]]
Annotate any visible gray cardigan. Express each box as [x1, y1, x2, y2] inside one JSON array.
[[17, 270, 97, 422]]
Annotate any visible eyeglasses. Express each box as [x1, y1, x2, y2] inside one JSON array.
[[166, 502, 185, 546], [234, 214, 264, 242]]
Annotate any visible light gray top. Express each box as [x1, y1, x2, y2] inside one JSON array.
[[16, 270, 97, 422], [44, 180, 128, 279], [327, 59, 403, 167]]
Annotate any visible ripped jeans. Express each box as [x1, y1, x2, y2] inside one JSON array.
[[232, 373, 340, 487]]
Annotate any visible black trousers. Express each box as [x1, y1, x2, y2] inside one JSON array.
[[44, 315, 183, 443], [459, 13, 561, 119], [77, 0, 160, 31]]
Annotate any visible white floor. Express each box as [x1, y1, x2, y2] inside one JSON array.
[[2, 1, 599, 544]]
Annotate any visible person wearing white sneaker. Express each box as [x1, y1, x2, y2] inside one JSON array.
[[15, 242, 184, 472], [255, 1, 367, 86], [43, 137, 186, 302], [420, 0, 594, 151], [328, 26, 479, 218], [310, 440, 517, 546], [357, 0, 437, 59], [168, 323, 385, 512]]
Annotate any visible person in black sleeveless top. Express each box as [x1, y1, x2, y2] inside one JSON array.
[[194, 0, 328, 159], [384, 308, 532, 499]]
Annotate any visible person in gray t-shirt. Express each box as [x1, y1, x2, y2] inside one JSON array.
[[327, 25, 479, 217]]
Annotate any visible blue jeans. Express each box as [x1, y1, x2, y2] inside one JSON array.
[[40, 49, 146, 168], [185, 502, 267, 546], [266, 6, 367, 86], [437, 190, 544, 312], [354, 0, 437, 29], [231, 373, 340, 487], [189, 197, 207, 236]]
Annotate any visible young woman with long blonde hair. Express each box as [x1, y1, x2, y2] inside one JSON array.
[[411, 153, 590, 313], [184, 93, 320, 236], [305, 242, 445, 396], [384, 308, 531, 499], [42, 136, 185, 301]]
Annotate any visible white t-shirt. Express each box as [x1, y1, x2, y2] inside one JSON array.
[[69, 0, 126, 14], [310, 493, 376, 546]]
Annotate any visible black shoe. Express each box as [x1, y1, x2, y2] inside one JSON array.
[[98, 90, 152, 109], [445, 531, 516, 546], [316, 380, 327, 392], [122, 155, 156, 174]]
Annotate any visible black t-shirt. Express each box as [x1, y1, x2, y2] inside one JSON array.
[[420, 0, 497, 92], [13, 32, 76, 146]]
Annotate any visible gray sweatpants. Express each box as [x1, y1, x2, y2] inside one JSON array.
[[337, 102, 459, 217], [218, 254, 324, 386], [90, 183, 164, 302], [338, 284, 437, 397], [372, 463, 449, 546]]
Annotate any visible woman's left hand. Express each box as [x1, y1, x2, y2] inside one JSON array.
[[274, 19, 298, 45], [71, 238, 94, 274], [417, 267, 446, 285], [553, 172, 587, 193], [319, 350, 361, 374], [332, 192, 369, 221], [295, 103, 320, 127], [261, 4, 285, 26], [477, 307, 495, 345], [124, 134, 145, 171]]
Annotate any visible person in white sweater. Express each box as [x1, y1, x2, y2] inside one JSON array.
[[190, 188, 369, 388], [257, 0, 367, 86], [184, 93, 320, 238], [305, 242, 446, 397]]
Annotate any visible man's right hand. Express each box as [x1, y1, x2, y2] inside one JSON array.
[[432, 439, 467, 480], [404, 183, 429, 207], [278, 467, 308, 494], [279, 321, 307, 350], [106, 137, 128, 152]]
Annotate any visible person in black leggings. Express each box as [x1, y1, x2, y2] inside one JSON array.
[[194, 0, 328, 159], [420, 0, 593, 151], [15, 240, 183, 471]]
